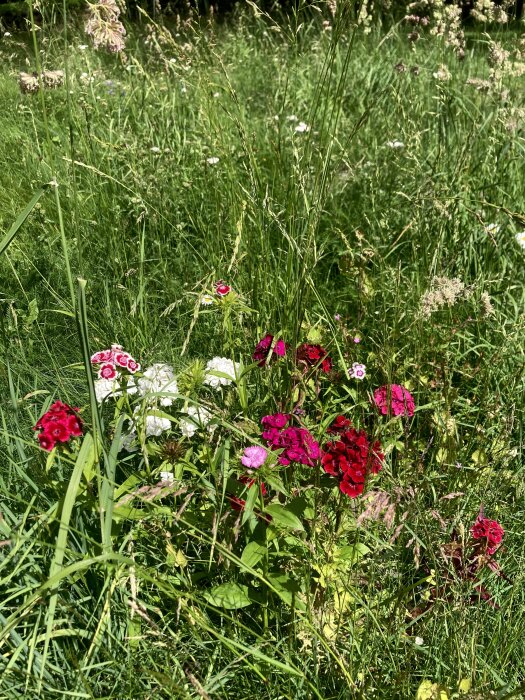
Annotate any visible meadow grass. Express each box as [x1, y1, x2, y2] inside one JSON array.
[[1, 4, 525, 698]]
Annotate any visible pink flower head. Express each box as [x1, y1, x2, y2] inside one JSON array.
[[471, 513, 504, 555], [91, 349, 112, 364], [252, 334, 287, 366], [261, 413, 290, 430], [99, 363, 118, 380], [241, 445, 268, 469], [373, 384, 415, 417], [349, 362, 366, 380], [114, 352, 131, 368], [127, 359, 140, 373], [215, 282, 231, 296], [261, 414, 320, 467]]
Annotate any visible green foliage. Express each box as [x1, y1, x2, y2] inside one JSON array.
[[1, 5, 525, 699]]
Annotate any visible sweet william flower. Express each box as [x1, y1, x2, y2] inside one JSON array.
[[471, 512, 504, 555], [99, 363, 117, 380], [252, 334, 287, 366], [349, 362, 366, 380], [241, 445, 268, 469], [204, 357, 239, 388], [215, 281, 231, 296], [373, 384, 415, 417]]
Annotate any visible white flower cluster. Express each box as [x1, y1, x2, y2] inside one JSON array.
[[203, 357, 239, 389], [138, 363, 179, 405], [180, 406, 213, 438], [94, 376, 137, 403]]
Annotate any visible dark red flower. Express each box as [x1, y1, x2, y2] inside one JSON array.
[[321, 417, 383, 498], [296, 343, 332, 374], [215, 281, 231, 296], [38, 432, 56, 451]]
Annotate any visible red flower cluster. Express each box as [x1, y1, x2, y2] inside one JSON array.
[[252, 334, 287, 366], [321, 416, 383, 498], [34, 401, 83, 452], [373, 384, 415, 417], [261, 413, 320, 466], [296, 343, 332, 374], [471, 513, 504, 555], [91, 344, 140, 378]]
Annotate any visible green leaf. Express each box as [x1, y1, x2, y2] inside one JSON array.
[[266, 573, 306, 611], [203, 583, 252, 609], [0, 185, 47, 257], [265, 504, 304, 531], [335, 543, 370, 563], [240, 541, 266, 569]]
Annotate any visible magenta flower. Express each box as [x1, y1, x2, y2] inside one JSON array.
[[252, 334, 286, 366], [261, 413, 320, 467], [373, 384, 415, 417], [241, 445, 268, 469]]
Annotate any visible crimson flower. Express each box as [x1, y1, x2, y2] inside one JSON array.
[[321, 416, 383, 498], [296, 343, 332, 374], [34, 401, 83, 452], [471, 512, 504, 555]]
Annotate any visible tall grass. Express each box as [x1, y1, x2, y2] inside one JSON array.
[[1, 3, 525, 698]]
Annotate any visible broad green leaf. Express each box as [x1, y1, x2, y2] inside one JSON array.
[[203, 583, 252, 609], [240, 541, 266, 569], [266, 573, 306, 611], [265, 504, 304, 531]]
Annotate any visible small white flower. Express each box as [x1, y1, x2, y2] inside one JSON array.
[[206, 156, 219, 165], [213, 91, 220, 97], [295, 122, 310, 133], [4, 32, 12, 37], [415, 637, 424, 646], [201, 294, 215, 306], [160, 471, 174, 483], [138, 364, 178, 406], [204, 357, 239, 388], [286, 114, 298, 122], [150, 146, 161, 153], [515, 231, 525, 249], [485, 223, 500, 234], [387, 140, 405, 149], [78, 44, 88, 50], [180, 406, 212, 438], [348, 362, 366, 380]]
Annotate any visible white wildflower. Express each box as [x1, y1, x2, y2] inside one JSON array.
[[515, 231, 525, 249], [286, 114, 298, 122], [180, 406, 212, 438], [160, 471, 174, 483], [138, 364, 178, 406], [295, 122, 310, 133], [415, 637, 424, 646], [204, 357, 239, 388], [485, 223, 500, 235], [206, 156, 219, 165], [201, 294, 214, 306], [387, 140, 405, 149], [94, 376, 137, 403], [150, 146, 161, 153]]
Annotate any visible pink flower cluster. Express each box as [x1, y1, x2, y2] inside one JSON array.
[[90, 344, 140, 379], [252, 334, 287, 366], [471, 513, 504, 555], [373, 384, 415, 417], [261, 413, 320, 466], [34, 400, 83, 451]]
